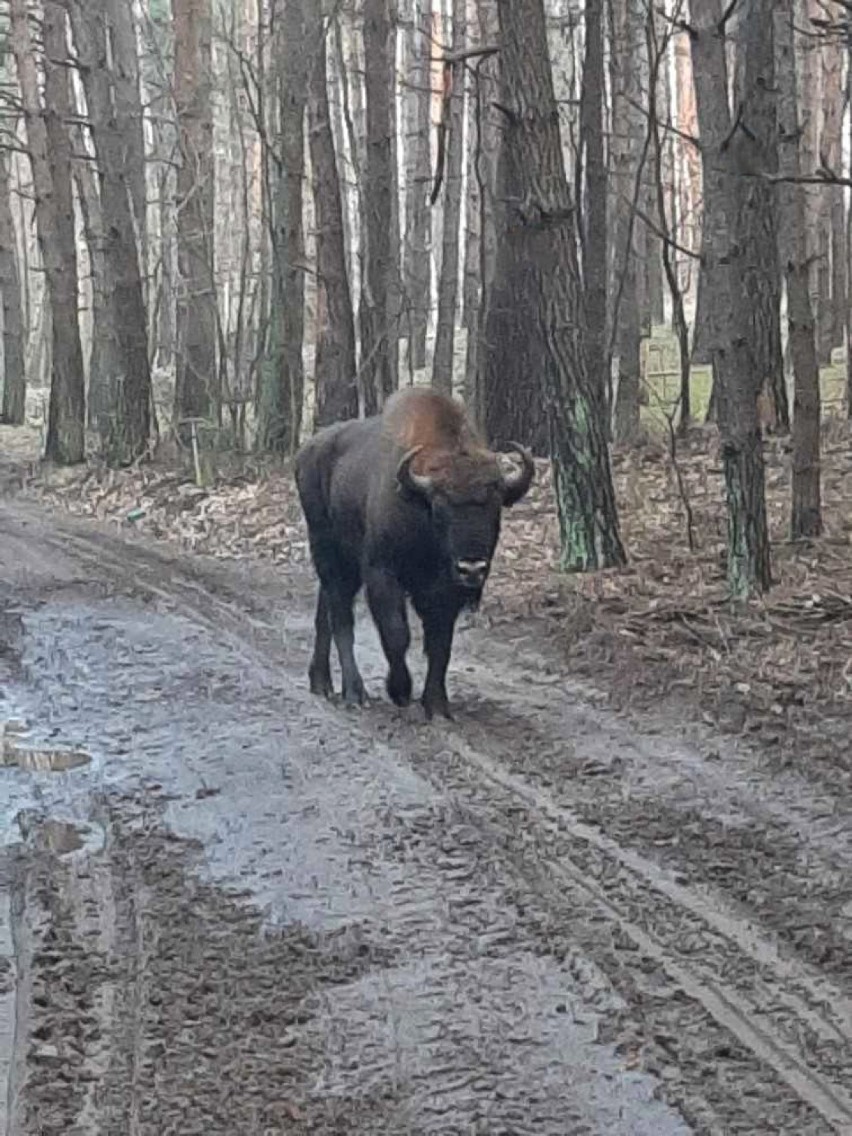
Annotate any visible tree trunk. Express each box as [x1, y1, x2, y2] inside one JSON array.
[[775, 5, 821, 539], [431, 0, 465, 392], [644, 224, 665, 327], [462, 0, 480, 336], [68, 0, 152, 465], [491, 0, 625, 571], [107, 0, 147, 264], [847, 25, 852, 418], [173, 0, 218, 429], [690, 0, 772, 596], [464, 0, 499, 428], [307, 0, 358, 428], [342, 16, 369, 357], [11, 0, 86, 464], [796, 0, 829, 365], [736, 0, 788, 434], [820, 8, 845, 355], [610, 0, 644, 444], [71, 135, 116, 434], [258, 0, 307, 452], [674, 26, 702, 272], [482, 100, 551, 454], [579, 0, 607, 417], [403, 0, 431, 370], [644, 7, 668, 330], [145, 6, 176, 371], [0, 151, 25, 425], [691, 249, 713, 367], [387, 0, 402, 380], [361, 0, 399, 412], [647, 11, 690, 432]]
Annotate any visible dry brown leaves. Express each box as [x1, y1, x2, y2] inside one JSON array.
[[488, 423, 852, 770], [24, 422, 852, 771]]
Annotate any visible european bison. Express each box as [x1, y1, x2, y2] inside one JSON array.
[[295, 387, 534, 718]]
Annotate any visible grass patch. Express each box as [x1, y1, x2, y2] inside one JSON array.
[[640, 325, 848, 436]]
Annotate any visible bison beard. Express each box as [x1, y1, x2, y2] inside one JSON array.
[[295, 388, 534, 719]]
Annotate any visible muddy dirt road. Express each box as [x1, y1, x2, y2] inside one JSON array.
[[1, 496, 851, 1134]]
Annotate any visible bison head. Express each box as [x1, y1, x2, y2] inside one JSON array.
[[396, 443, 534, 597]]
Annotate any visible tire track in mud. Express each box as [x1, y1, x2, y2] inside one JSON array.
[[444, 740, 852, 1129], [9, 506, 852, 1132]]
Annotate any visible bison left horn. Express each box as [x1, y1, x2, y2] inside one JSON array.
[[397, 447, 434, 498], [500, 443, 535, 507]]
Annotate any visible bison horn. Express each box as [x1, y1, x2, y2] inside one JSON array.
[[397, 447, 434, 498], [501, 442, 535, 507]]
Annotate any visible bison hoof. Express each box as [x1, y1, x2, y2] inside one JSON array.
[[386, 668, 413, 707], [421, 689, 453, 721], [308, 665, 334, 699], [342, 674, 367, 707]]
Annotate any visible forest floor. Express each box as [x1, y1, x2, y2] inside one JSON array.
[[1, 417, 851, 1132]]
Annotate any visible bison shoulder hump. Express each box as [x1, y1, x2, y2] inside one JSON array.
[[382, 388, 477, 454]]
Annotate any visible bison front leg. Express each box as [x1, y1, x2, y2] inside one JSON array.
[[366, 569, 412, 707], [420, 608, 457, 720]]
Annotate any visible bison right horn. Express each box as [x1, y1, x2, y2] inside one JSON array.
[[397, 447, 434, 498], [500, 442, 535, 507]]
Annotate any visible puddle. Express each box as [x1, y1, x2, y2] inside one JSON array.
[[1, 720, 91, 772]]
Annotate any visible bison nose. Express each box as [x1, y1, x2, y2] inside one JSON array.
[[456, 558, 489, 588]]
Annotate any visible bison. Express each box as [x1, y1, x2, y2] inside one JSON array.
[[295, 387, 534, 718]]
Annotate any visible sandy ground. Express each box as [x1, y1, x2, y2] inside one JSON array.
[[0, 492, 851, 1134]]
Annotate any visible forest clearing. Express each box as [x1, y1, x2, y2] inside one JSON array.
[[2, 0, 852, 1131]]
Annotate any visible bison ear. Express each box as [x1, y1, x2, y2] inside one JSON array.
[[396, 447, 434, 500], [500, 443, 535, 507]]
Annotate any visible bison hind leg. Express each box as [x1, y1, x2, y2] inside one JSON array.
[[308, 545, 366, 706], [308, 587, 334, 698]]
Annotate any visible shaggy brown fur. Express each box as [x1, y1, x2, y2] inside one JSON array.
[[382, 388, 501, 494]]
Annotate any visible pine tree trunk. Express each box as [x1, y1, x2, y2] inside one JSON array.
[[483, 103, 551, 454], [68, 0, 152, 465], [144, 6, 176, 370], [847, 27, 852, 418], [737, 0, 787, 434], [107, 0, 147, 263], [492, 0, 625, 570], [432, 0, 465, 393], [173, 0, 218, 430], [71, 138, 116, 434], [403, 0, 431, 371], [258, 0, 306, 452], [644, 219, 665, 327], [361, 0, 399, 412], [462, 0, 480, 335], [644, 5, 668, 333], [796, 0, 829, 365], [464, 0, 499, 427], [579, 0, 607, 418], [610, 0, 644, 444], [11, 0, 86, 464], [388, 0, 402, 380], [690, 0, 771, 596], [820, 9, 845, 355], [0, 151, 25, 425], [308, 0, 358, 428], [691, 251, 713, 368], [775, 4, 821, 538]]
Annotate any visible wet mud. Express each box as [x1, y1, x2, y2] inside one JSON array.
[[0, 499, 850, 1133]]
